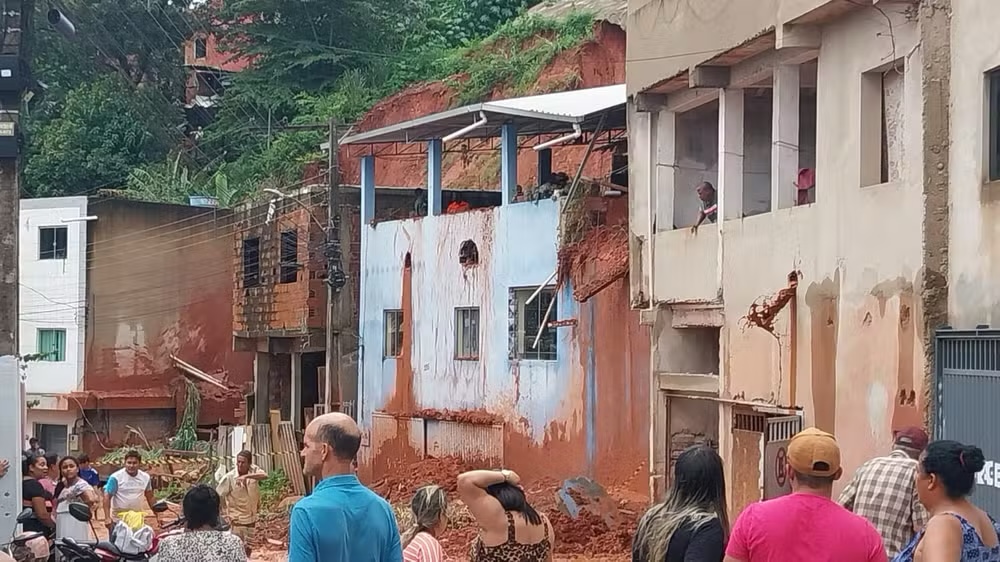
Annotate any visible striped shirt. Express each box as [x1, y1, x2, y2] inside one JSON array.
[[402, 532, 444, 562], [839, 449, 929, 558]]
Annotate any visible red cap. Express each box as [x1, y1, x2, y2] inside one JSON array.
[[894, 426, 929, 450]]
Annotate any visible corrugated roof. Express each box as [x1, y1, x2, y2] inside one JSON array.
[[528, 0, 628, 29], [341, 84, 625, 145]]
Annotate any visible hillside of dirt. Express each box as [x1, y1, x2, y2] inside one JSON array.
[[338, 18, 625, 191]]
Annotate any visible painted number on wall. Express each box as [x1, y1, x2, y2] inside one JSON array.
[[775, 446, 787, 487]]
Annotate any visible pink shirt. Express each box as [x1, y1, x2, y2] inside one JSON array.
[[402, 531, 445, 562], [726, 492, 887, 562]]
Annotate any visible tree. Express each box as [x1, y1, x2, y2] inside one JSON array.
[[23, 76, 179, 197]]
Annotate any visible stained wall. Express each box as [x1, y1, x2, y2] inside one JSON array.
[[358, 198, 650, 493]]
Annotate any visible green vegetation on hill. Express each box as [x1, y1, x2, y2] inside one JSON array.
[[23, 0, 595, 204]]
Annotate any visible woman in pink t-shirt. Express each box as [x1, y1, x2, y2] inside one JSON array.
[[401, 485, 449, 562]]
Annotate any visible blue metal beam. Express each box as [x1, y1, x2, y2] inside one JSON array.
[[427, 139, 443, 216], [361, 155, 375, 223]]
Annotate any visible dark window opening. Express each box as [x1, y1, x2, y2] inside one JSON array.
[[404, 252, 412, 269], [194, 37, 207, 60], [39, 226, 67, 260], [459, 240, 479, 266], [512, 287, 557, 361], [242, 237, 260, 288], [989, 68, 1000, 181], [279, 230, 298, 284]]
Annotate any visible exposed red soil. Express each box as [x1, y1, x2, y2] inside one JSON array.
[[371, 455, 478, 503], [338, 21, 625, 191]]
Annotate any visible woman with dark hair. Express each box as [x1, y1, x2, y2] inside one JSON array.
[[894, 440, 1000, 562], [458, 469, 552, 561], [21, 455, 54, 535], [157, 484, 246, 562], [632, 444, 728, 562], [54, 456, 99, 542]]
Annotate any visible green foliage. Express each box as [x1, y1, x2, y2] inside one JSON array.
[[125, 156, 255, 207], [23, 75, 178, 197], [154, 480, 185, 502], [259, 468, 291, 513]]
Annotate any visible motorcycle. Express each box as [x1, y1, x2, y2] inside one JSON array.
[[1, 508, 53, 562], [54, 501, 173, 562]]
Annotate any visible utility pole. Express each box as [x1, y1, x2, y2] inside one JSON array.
[[324, 118, 347, 415], [0, 0, 34, 541]]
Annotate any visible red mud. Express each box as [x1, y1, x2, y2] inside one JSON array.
[[559, 225, 630, 303], [409, 408, 505, 425], [371, 457, 642, 559]]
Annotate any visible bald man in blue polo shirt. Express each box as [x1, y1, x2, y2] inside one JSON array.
[[289, 413, 401, 562]]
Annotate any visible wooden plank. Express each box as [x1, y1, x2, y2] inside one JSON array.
[[276, 421, 306, 496]]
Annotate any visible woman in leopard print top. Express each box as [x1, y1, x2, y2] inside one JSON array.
[[458, 469, 553, 562]]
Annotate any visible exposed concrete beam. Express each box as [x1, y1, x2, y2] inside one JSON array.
[[657, 373, 720, 395], [671, 305, 724, 328], [689, 65, 731, 89], [665, 88, 719, 113], [718, 88, 744, 221], [776, 24, 821, 51], [635, 92, 668, 113], [729, 47, 819, 89]]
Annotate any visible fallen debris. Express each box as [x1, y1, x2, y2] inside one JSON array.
[[740, 271, 800, 336]]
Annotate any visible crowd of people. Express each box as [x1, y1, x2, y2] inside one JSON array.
[[8, 419, 996, 562], [632, 426, 999, 562]]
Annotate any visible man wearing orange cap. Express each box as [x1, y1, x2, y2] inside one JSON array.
[[839, 426, 929, 558], [724, 428, 887, 562]]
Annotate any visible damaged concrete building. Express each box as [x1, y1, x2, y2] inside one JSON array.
[[233, 182, 500, 431], [341, 85, 650, 493], [626, 0, 1000, 513]]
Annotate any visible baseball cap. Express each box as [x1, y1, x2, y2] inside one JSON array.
[[787, 427, 841, 477], [894, 426, 929, 450]]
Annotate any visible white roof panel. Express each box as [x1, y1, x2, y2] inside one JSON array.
[[483, 84, 626, 118]]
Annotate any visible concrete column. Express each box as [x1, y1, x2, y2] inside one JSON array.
[[290, 352, 302, 432], [253, 351, 271, 424], [718, 88, 745, 221], [0, 356, 22, 539], [537, 148, 552, 186], [654, 110, 677, 231], [501, 123, 518, 205], [427, 140, 443, 216], [360, 155, 375, 223], [772, 65, 800, 210]]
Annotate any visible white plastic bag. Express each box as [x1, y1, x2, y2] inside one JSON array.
[[111, 520, 154, 555]]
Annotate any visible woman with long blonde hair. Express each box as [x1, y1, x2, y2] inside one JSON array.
[[632, 444, 729, 562], [402, 485, 449, 562]]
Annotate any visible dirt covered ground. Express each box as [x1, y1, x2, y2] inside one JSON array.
[[249, 456, 643, 561]]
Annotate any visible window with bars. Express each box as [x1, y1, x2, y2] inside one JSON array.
[[242, 238, 260, 288], [279, 230, 298, 284], [384, 310, 403, 358], [37, 329, 66, 362], [39, 227, 67, 260], [512, 287, 557, 361], [455, 307, 480, 360]]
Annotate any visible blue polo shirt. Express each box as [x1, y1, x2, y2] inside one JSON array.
[[288, 474, 401, 562]]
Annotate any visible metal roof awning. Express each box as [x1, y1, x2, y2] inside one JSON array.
[[341, 84, 627, 145]]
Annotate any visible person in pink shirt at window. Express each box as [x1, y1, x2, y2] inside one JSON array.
[[401, 485, 449, 562], [725, 427, 887, 562]]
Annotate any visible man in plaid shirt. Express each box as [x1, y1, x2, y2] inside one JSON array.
[[839, 426, 930, 558]]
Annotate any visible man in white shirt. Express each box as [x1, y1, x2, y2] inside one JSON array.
[[103, 450, 156, 531], [216, 450, 267, 543]]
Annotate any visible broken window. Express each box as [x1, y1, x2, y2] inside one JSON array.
[[861, 61, 905, 187], [279, 230, 298, 284], [511, 287, 557, 361], [242, 237, 260, 288], [37, 329, 66, 362], [383, 309, 403, 358], [455, 307, 480, 360], [39, 226, 67, 260], [459, 240, 479, 266], [194, 37, 207, 59], [988, 67, 1000, 181]]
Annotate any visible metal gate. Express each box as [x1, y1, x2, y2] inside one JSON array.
[[764, 415, 802, 499], [935, 329, 1000, 516]]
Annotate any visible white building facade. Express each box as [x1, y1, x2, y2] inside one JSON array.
[[18, 196, 89, 456]]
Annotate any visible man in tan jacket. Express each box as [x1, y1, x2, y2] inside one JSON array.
[[216, 450, 267, 544]]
